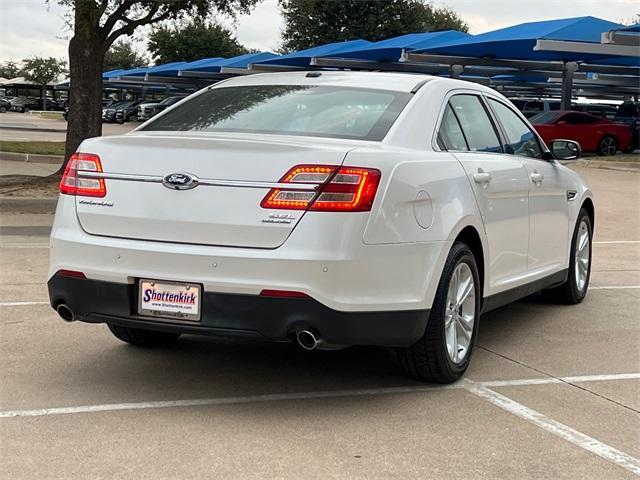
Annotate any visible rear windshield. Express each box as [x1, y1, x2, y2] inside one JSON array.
[[141, 85, 412, 141]]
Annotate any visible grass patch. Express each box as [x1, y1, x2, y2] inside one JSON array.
[[0, 141, 65, 156], [586, 153, 640, 162], [37, 112, 64, 121]]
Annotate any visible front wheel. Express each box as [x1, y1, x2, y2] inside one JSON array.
[[397, 242, 481, 383], [544, 208, 592, 304], [108, 324, 181, 348]]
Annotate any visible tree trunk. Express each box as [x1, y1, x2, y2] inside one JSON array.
[[41, 87, 47, 112], [62, 32, 105, 172]]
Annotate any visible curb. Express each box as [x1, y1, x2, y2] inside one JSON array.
[[0, 125, 66, 133], [576, 159, 640, 172], [0, 151, 63, 164], [0, 196, 58, 214]]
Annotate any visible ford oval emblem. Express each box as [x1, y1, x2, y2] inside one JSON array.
[[162, 172, 198, 190]]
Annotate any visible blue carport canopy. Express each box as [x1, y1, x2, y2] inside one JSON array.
[[179, 52, 279, 76], [415, 16, 633, 64], [253, 39, 372, 68], [320, 30, 469, 62], [144, 62, 191, 78], [102, 69, 127, 79], [111, 66, 151, 78]]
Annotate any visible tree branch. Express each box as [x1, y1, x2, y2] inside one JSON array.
[[101, 0, 139, 34], [105, 7, 175, 46]]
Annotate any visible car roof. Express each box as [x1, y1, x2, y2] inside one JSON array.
[[213, 70, 441, 93]]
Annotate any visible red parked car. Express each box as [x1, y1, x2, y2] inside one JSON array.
[[531, 111, 632, 156]]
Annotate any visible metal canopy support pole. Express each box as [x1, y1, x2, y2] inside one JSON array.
[[561, 62, 578, 110]]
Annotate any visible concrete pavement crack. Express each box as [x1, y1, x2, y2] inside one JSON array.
[[477, 344, 640, 415]]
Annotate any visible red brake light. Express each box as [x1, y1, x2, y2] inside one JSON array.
[[261, 165, 381, 212], [60, 153, 106, 197], [56, 269, 87, 279], [259, 289, 310, 298]]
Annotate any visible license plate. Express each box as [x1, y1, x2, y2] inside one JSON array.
[[138, 279, 201, 321]]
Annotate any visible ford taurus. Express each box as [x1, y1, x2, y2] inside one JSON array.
[[48, 72, 593, 383]]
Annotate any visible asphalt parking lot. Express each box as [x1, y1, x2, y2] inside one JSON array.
[[0, 165, 638, 479]]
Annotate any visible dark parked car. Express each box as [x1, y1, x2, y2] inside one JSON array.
[[614, 102, 639, 152], [0, 98, 10, 113], [10, 97, 39, 112], [114, 100, 141, 124], [102, 101, 133, 123], [137, 96, 185, 121], [9, 97, 59, 112]]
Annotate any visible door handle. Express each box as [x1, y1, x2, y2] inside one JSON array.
[[531, 172, 544, 185], [473, 171, 492, 185]]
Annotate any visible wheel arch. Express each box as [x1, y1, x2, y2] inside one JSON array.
[[453, 225, 485, 298], [581, 197, 595, 230]]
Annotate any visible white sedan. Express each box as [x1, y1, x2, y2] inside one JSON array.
[[48, 71, 593, 383]]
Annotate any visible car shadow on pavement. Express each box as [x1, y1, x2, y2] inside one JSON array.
[[50, 296, 567, 402]]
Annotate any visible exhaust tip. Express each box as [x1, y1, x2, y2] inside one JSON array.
[[56, 304, 75, 322], [296, 330, 321, 351]]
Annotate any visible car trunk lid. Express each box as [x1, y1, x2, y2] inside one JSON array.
[[75, 133, 353, 248]]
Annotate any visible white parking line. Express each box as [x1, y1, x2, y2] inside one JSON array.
[[481, 372, 640, 387], [0, 301, 49, 307], [464, 381, 640, 476], [590, 286, 640, 290], [1, 373, 638, 474], [0, 373, 636, 418], [593, 241, 640, 244], [0, 384, 456, 418]]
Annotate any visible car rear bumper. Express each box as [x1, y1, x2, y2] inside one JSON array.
[[48, 273, 429, 347]]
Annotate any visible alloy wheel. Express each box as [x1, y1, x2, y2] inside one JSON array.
[[600, 137, 617, 156], [445, 262, 476, 364], [574, 220, 590, 293]]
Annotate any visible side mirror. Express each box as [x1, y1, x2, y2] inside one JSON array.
[[550, 139, 581, 161]]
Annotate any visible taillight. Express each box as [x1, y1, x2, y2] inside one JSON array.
[[261, 164, 381, 212], [60, 153, 106, 197]]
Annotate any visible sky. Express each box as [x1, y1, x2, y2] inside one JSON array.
[[0, 0, 637, 63]]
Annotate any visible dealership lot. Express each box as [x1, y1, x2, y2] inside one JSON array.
[[0, 165, 638, 479]]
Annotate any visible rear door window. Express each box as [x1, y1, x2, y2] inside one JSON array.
[[449, 95, 502, 153], [437, 104, 468, 151]]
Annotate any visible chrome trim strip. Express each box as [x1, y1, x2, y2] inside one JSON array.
[[79, 171, 163, 183], [77, 171, 320, 191]]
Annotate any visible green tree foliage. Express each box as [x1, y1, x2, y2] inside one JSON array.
[[0, 61, 22, 79], [55, 0, 260, 167], [21, 57, 68, 111], [279, 0, 468, 52], [148, 19, 248, 64], [104, 39, 148, 71]]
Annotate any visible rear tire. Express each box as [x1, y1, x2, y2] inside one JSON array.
[[597, 135, 617, 156], [544, 208, 592, 304], [397, 242, 481, 383], [108, 324, 180, 348]]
